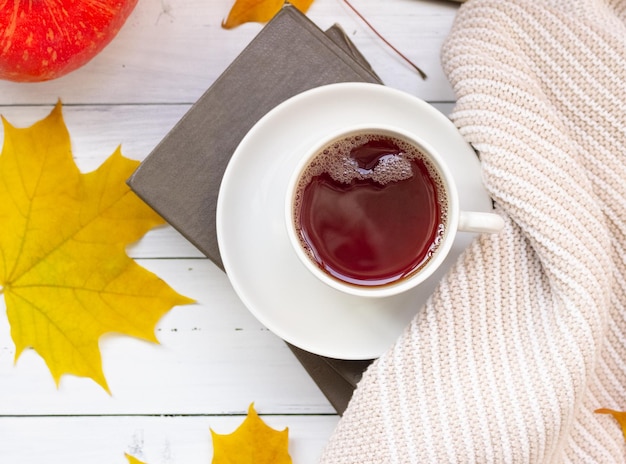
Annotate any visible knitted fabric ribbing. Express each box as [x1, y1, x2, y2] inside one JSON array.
[[319, 0, 626, 462]]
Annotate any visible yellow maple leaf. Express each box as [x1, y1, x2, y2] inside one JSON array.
[[125, 453, 147, 464], [595, 408, 626, 441], [211, 403, 292, 463], [0, 102, 194, 392], [222, 0, 315, 29]]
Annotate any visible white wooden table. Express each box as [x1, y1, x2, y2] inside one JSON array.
[[0, 0, 461, 462]]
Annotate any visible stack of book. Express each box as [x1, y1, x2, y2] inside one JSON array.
[[128, 5, 383, 414]]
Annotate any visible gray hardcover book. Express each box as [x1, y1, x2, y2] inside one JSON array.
[[127, 4, 378, 414]]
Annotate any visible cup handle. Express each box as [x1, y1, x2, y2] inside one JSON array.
[[458, 211, 505, 234]]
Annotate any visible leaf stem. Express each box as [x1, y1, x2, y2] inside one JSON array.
[[341, 0, 427, 79]]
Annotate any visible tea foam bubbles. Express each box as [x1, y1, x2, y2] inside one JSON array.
[[297, 134, 426, 189]]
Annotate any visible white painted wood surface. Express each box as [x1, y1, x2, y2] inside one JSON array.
[[0, 0, 460, 462]]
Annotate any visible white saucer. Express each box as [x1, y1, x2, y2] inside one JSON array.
[[217, 83, 492, 360]]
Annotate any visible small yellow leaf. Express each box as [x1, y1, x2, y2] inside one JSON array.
[[595, 408, 626, 441], [222, 0, 315, 29], [0, 102, 194, 391], [125, 453, 147, 464], [211, 403, 292, 463]]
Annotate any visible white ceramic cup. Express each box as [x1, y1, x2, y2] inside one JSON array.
[[285, 124, 504, 298]]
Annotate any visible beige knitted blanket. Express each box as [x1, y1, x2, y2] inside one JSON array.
[[320, 0, 626, 462]]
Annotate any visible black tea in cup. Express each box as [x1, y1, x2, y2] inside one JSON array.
[[292, 131, 448, 288]]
